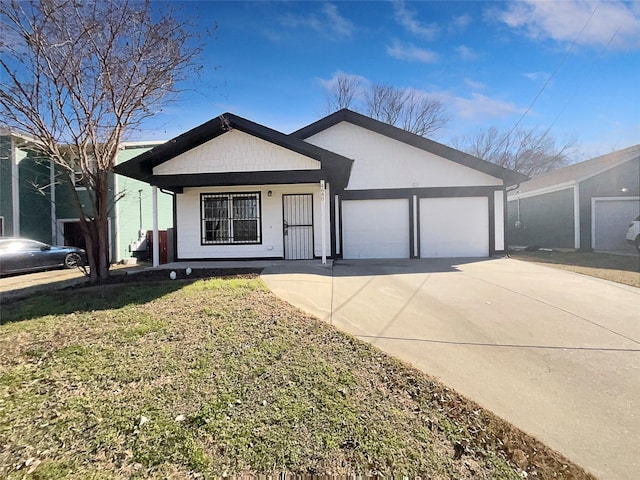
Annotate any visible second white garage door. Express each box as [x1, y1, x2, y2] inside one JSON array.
[[342, 199, 410, 259], [420, 197, 489, 258], [592, 197, 639, 252]]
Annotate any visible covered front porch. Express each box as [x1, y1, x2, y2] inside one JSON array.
[[114, 113, 353, 266], [170, 181, 333, 263]]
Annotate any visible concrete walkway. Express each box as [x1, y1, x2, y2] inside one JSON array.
[[261, 258, 640, 480]]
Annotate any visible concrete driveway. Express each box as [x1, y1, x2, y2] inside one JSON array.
[[0, 268, 87, 303], [261, 258, 640, 480]]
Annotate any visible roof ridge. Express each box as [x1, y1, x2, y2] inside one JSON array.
[[532, 143, 640, 179]]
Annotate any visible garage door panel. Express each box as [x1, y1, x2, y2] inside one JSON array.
[[592, 198, 639, 252], [420, 197, 489, 258], [342, 199, 409, 259]]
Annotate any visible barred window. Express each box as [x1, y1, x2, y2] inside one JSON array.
[[201, 193, 261, 244]]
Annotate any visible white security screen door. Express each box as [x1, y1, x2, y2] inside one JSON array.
[[283, 194, 314, 259]]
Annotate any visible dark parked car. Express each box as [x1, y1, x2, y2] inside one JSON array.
[[0, 238, 87, 276]]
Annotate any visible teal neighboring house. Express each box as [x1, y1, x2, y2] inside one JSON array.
[[0, 129, 173, 263]]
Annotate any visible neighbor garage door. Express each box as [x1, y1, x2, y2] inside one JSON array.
[[592, 197, 640, 252], [420, 197, 489, 258], [342, 199, 410, 259]]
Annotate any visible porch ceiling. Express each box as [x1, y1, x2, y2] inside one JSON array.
[[153, 169, 330, 193]]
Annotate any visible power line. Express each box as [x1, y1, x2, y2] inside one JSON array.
[[503, 6, 599, 141]]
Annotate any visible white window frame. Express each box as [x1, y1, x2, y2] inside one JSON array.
[[200, 192, 262, 245], [70, 157, 98, 191]]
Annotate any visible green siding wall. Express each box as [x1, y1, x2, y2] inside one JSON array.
[[1, 138, 174, 262], [19, 151, 53, 243], [0, 136, 13, 236], [0, 136, 53, 242], [115, 145, 173, 262], [507, 188, 574, 248]]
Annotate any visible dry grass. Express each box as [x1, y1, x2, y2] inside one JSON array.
[[511, 251, 640, 287], [0, 275, 595, 478]]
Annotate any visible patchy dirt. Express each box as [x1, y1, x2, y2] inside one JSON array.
[[103, 267, 263, 284], [511, 250, 639, 287]]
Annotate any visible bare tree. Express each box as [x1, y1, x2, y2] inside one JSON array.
[[365, 84, 449, 137], [0, 0, 203, 281], [325, 73, 362, 112], [451, 126, 577, 176], [325, 73, 449, 137]]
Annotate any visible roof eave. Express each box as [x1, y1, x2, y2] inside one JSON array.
[[114, 113, 354, 188]]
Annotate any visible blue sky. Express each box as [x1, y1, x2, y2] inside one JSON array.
[[138, 1, 640, 161]]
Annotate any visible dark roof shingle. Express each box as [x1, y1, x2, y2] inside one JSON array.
[[513, 144, 640, 193]]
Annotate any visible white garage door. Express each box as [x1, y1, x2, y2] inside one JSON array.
[[420, 197, 489, 258], [592, 198, 639, 252], [342, 199, 410, 259]]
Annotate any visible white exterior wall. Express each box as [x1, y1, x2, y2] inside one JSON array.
[[154, 130, 320, 175], [175, 183, 330, 259], [306, 122, 502, 189], [494, 190, 505, 251]]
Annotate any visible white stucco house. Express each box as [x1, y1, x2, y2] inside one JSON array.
[[115, 109, 528, 263]]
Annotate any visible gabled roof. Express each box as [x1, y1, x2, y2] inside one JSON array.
[[513, 144, 640, 194], [291, 109, 529, 186], [114, 113, 354, 191]]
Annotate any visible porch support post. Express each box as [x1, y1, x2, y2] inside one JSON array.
[[320, 180, 327, 264], [11, 136, 20, 236], [50, 159, 56, 245], [152, 185, 159, 267], [573, 184, 581, 250]]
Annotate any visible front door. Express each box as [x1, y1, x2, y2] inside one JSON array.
[[283, 194, 314, 259], [63, 221, 86, 249]]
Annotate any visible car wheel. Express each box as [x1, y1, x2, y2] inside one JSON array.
[[64, 252, 82, 269]]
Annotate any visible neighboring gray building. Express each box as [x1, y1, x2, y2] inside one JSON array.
[[507, 145, 640, 252]]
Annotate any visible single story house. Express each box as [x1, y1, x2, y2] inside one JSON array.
[[115, 109, 528, 262], [507, 144, 639, 252]]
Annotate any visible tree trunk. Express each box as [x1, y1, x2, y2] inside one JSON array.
[[93, 170, 111, 282], [77, 169, 112, 283]]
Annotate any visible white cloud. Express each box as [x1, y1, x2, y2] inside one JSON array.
[[523, 71, 551, 82], [317, 70, 369, 92], [280, 3, 354, 40], [321, 3, 354, 39], [464, 78, 486, 91], [496, 0, 640, 50], [392, 0, 440, 40], [452, 93, 526, 122], [386, 40, 438, 63], [451, 14, 472, 32], [456, 45, 478, 60]]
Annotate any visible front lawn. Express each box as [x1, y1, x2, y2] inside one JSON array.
[[511, 250, 639, 287], [0, 276, 594, 478]]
